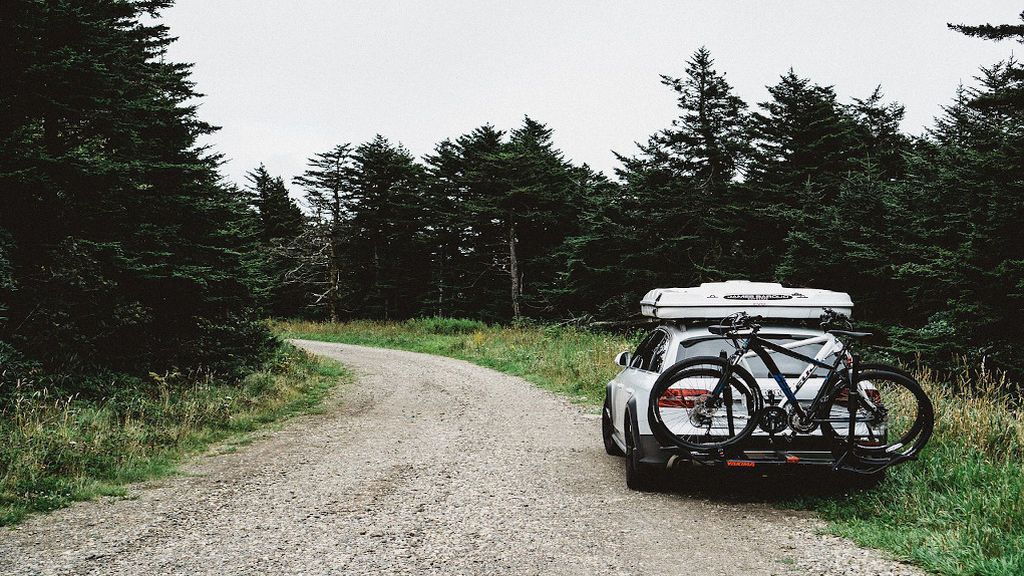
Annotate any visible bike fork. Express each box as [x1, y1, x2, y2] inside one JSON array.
[[709, 363, 737, 435]]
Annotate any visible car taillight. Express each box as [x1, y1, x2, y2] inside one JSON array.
[[658, 388, 708, 409], [835, 388, 882, 405]]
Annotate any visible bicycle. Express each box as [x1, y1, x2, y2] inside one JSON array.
[[647, 310, 934, 473]]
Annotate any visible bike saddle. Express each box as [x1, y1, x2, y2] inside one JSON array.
[[827, 329, 872, 339]]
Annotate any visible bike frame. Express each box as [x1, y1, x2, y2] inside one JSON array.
[[710, 331, 852, 424]]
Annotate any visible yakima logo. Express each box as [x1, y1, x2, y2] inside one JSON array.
[[723, 294, 793, 300]]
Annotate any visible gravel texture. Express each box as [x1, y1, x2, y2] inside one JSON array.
[[0, 341, 923, 575]]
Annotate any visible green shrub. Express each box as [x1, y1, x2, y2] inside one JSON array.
[[406, 316, 488, 335]]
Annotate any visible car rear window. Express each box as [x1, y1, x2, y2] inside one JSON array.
[[678, 336, 829, 378]]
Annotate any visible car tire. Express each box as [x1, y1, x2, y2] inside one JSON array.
[[624, 410, 656, 491], [602, 396, 625, 457]]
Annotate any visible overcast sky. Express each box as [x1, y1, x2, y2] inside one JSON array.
[[161, 1, 1019, 190]]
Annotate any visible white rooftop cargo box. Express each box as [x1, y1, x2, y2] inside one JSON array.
[[640, 281, 853, 320]]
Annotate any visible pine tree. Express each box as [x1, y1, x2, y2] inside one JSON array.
[[654, 47, 750, 191], [554, 167, 647, 317], [890, 59, 1024, 372], [742, 70, 864, 278], [472, 117, 582, 319], [246, 164, 305, 242], [595, 48, 753, 310], [849, 86, 909, 178], [422, 135, 483, 317], [928, 85, 979, 147], [0, 0, 273, 378], [423, 125, 510, 320], [345, 136, 429, 319], [948, 10, 1024, 110], [949, 10, 1024, 42], [245, 164, 307, 316], [771, 83, 912, 331], [292, 145, 355, 320], [747, 70, 863, 200]]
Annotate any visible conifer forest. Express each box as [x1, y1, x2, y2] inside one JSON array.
[[2, 2, 1022, 390]]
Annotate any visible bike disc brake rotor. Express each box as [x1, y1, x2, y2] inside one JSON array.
[[689, 394, 714, 427]]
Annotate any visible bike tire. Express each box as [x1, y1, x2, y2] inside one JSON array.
[[648, 356, 763, 451], [820, 367, 934, 459]]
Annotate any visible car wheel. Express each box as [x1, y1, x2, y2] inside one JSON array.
[[624, 410, 656, 491], [602, 396, 625, 457]]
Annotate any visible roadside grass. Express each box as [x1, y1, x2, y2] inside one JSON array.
[[279, 317, 634, 403], [0, 344, 348, 526], [799, 366, 1024, 576], [277, 317, 1024, 576]]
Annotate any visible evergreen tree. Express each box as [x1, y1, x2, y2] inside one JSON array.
[[345, 136, 430, 319], [743, 70, 864, 278], [654, 47, 750, 191], [890, 60, 1024, 372], [246, 164, 305, 242], [928, 85, 979, 147], [499, 117, 582, 318], [293, 137, 432, 321], [0, 0, 273, 378], [948, 10, 1023, 114], [747, 70, 863, 200], [774, 85, 909, 286], [423, 125, 510, 320], [245, 164, 306, 316], [588, 47, 753, 316], [292, 145, 355, 320], [554, 167, 646, 317], [774, 164, 911, 327], [849, 86, 910, 178]]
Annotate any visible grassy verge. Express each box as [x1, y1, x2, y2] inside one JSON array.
[[0, 344, 349, 526], [280, 317, 632, 403], [277, 318, 1023, 576], [803, 366, 1024, 576]]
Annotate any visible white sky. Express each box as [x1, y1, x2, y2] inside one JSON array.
[[160, 1, 1020, 189]]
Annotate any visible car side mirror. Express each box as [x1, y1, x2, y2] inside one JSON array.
[[615, 351, 630, 367]]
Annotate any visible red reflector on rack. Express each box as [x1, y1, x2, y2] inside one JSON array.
[[726, 460, 755, 468], [786, 455, 800, 464]]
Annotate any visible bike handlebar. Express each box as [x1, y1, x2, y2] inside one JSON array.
[[710, 309, 853, 336], [711, 312, 762, 336], [820, 308, 853, 330]]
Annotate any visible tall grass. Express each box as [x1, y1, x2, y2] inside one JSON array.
[[278, 318, 1024, 576], [0, 345, 347, 525], [809, 366, 1024, 576]]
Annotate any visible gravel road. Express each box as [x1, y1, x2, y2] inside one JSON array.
[[1, 341, 922, 576]]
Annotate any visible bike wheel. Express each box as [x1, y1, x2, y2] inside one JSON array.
[[649, 357, 763, 451], [821, 368, 933, 458]]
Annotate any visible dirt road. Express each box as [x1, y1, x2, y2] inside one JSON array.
[[1, 341, 921, 575]]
